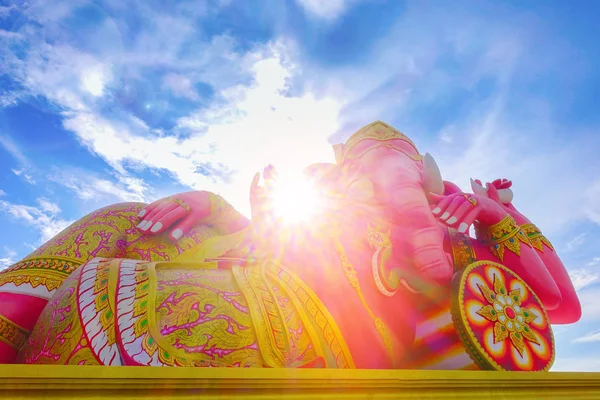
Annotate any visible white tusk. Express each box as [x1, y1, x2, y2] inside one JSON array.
[[422, 153, 445, 195], [470, 178, 489, 198]]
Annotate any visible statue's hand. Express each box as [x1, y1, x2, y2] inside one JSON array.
[[137, 191, 211, 241], [429, 185, 508, 234], [249, 165, 277, 224], [471, 178, 530, 224]]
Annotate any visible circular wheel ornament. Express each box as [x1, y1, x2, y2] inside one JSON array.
[[451, 261, 555, 371]]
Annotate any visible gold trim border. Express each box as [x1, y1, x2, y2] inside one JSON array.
[[0, 365, 599, 399], [0, 316, 30, 350]]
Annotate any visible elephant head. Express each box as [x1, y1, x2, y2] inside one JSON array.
[[305, 121, 454, 285]]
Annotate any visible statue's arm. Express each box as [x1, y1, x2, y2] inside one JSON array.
[[462, 232, 580, 324], [431, 185, 575, 322], [441, 179, 581, 324], [138, 191, 250, 240], [472, 179, 581, 324]]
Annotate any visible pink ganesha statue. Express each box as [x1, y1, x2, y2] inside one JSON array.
[[0, 121, 581, 371]]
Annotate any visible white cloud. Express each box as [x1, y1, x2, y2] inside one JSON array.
[[0, 29, 23, 40], [584, 180, 600, 226], [569, 269, 600, 292], [588, 257, 600, 267], [574, 330, 600, 343], [37, 198, 62, 215], [23, 0, 88, 24], [0, 199, 74, 244], [0, 5, 17, 19], [566, 233, 587, 252], [0, 189, 5, 196], [162, 73, 199, 100], [552, 356, 600, 372], [574, 288, 600, 323], [11, 168, 36, 185], [5, 44, 102, 111], [47, 168, 149, 204], [0, 136, 29, 165], [59, 46, 343, 215], [295, 0, 356, 20], [0, 0, 597, 253], [0, 247, 17, 271], [80, 64, 112, 97]]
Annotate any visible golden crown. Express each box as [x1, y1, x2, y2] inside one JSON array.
[[333, 121, 419, 164]]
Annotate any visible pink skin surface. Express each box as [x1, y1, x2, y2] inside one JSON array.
[[341, 139, 454, 285], [137, 191, 213, 241], [136, 156, 579, 323], [476, 179, 581, 324], [137, 191, 250, 242]]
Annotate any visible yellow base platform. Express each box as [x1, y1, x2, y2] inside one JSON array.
[[1, 365, 600, 399]]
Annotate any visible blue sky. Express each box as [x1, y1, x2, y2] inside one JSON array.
[[1, 0, 599, 371]]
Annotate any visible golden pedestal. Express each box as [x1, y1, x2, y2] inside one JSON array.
[[1, 365, 599, 399]]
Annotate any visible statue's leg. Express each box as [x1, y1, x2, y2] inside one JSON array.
[[1, 200, 229, 363], [0, 202, 146, 362]]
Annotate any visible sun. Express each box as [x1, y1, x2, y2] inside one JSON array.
[[270, 174, 323, 224]]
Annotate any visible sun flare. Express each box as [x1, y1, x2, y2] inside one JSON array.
[[270, 174, 323, 224]]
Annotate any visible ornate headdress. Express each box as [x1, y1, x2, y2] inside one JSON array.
[[333, 121, 419, 164]]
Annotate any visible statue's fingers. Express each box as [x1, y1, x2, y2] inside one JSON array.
[[140, 201, 177, 230], [145, 202, 180, 234], [485, 183, 501, 202], [138, 202, 169, 231], [439, 194, 464, 221], [250, 172, 261, 193], [493, 178, 512, 189], [138, 198, 162, 218], [445, 200, 473, 227], [147, 206, 187, 240], [170, 213, 199, 241], [263, 164, 278, 181], [138, 205, 150, 218], [456, 207, 481, 234], [431, 193, 459, 217], [263, 167, 278, 192]]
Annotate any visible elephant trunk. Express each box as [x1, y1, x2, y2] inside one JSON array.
[[388, 182, 453, 284], [374, 154, 453, 285]]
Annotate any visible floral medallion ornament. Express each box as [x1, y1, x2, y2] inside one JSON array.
[[476, 277, 538, 355], [451, 260, 554, 371]]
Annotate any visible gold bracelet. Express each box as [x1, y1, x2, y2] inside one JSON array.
[[169, 197, 191, 213], [477, 215, 531, 262], [521, 223, 554, 252], [0, 315, 30, 350], [449, 228, 477, 271]]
